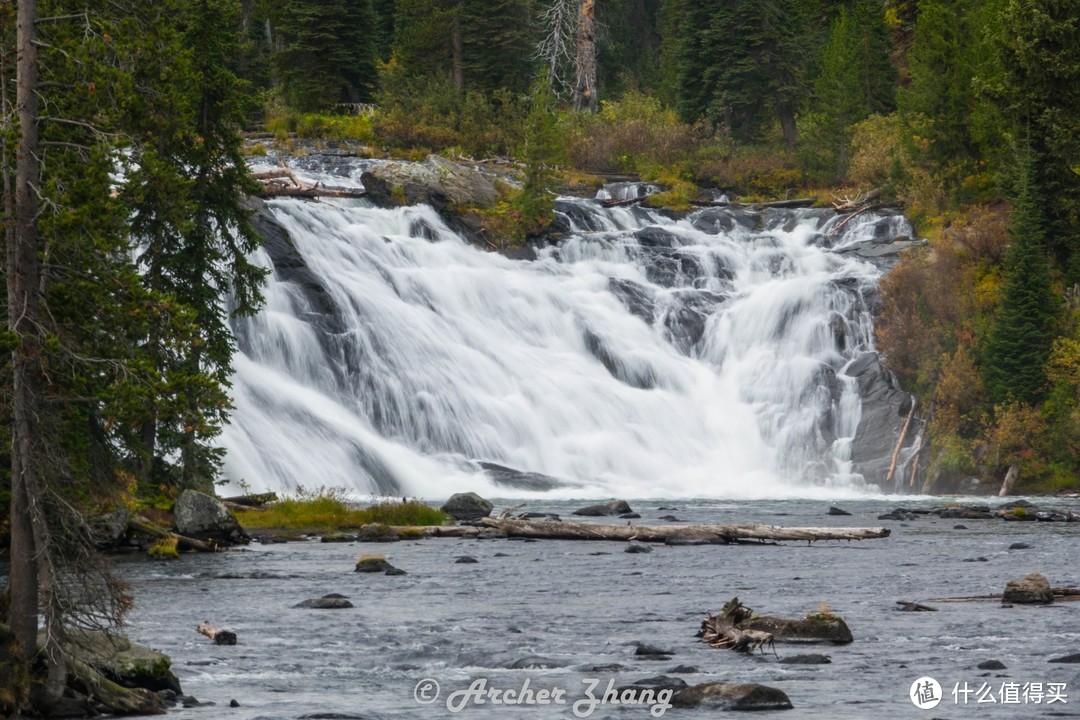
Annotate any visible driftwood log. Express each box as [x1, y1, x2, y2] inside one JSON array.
[[699, 598, 777, 656], [478, 517, 890, 543], [128, 516, 215, 553], [196, 621, 237, 646], [252, 167, 367, 199]]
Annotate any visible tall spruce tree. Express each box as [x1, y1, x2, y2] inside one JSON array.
[[899, 0, 1003, 194], [994, 0, 1080, 281], [801, 0, 897, 179], [274, 0, 379, 110], [670, 0, 808, 146], [983, 152, 1059, 404]]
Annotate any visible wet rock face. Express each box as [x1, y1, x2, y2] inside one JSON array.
[[846, 352, 920, 487]]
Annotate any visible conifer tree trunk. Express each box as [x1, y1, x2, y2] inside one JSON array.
[[8, 0, 43, 677], [451, 3, 464, 91], [573, 0, 597, 111]]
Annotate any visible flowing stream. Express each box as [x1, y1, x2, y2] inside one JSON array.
[[223, 157, 915, 499]]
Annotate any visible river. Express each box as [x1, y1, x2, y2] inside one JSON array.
[[119, 497, 1079, 719]]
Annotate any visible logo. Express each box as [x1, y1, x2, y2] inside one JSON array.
[[911, 676, 942, 709]]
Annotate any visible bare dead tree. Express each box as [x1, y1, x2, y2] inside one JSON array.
[[535, 0, 577, 98]]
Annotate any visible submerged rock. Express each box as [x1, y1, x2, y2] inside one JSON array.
[[635, 644, 674, 657], [671, 681, 793, 711], [440, 492, 493, 521], [779, 653, 832, 665], [618, 675, 689, 694], [977, 660, 1007, 670], [1003, 572, 1053, 604], [1048, 653, 1080, 664], [625, 541, 653, 554]]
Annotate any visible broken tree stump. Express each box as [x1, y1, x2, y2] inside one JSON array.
[[698, 597, 777, 656], [478, 517, 889, 543], [196, 621, 237, 646]]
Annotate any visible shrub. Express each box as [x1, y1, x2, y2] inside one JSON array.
[[849, 113, 903, 188], [563, 91, 701, 174]]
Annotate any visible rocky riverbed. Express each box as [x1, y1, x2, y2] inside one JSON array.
[[117, 497, 1079, 719]]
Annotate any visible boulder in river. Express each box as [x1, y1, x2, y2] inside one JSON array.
[[626, 541, 653, 554], [572, 500, 633, 517], [172, 489, 249, 545], [294, 594, 355, 609], [440, 492, 493, 521], [671, 681, 793, 711], [1003, 572, 1053, 604]]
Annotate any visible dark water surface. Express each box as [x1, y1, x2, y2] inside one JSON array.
[[119, 499, 1080, 719]]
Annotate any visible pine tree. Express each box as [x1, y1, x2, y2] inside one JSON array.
[[983, 152, 1059, 404]]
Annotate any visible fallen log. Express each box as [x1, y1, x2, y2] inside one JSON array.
[[196, 621, 237, 646], [128, 516, 215, 553], [884, 398, 917, 487], [689, 197, 817, 209], [896, 600, 938, 612], [601, 197, 644, 208], [478, 517, 889, 543], [220, 492, 279, 507]]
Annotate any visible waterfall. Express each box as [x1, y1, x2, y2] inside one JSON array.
[[224, 161, 916, 499]]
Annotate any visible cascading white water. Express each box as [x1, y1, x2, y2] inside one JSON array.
[[224, 161, 914, 499]]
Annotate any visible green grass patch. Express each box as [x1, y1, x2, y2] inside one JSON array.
[[148, 537, 180, 560], [235, 488, 445, 531]]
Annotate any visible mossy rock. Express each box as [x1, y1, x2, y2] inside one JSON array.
[[61, 630, 182, 694], [355, 556, 394, 573], [739, 615, 853, 644]]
